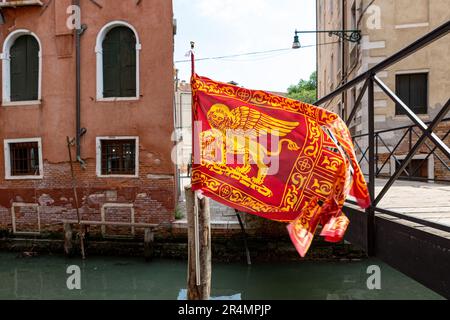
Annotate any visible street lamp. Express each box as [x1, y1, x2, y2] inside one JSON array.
[[292, 29, 361, 49], [292, 33, 301, 49]]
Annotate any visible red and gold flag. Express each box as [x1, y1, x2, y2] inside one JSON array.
[[191, 74, 370, 257]]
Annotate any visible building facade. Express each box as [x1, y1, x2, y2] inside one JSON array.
[[0, 0, 176, 237], [174, 79, 192, 196], [316, 0, 449, 181]]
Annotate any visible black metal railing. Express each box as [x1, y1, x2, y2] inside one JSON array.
[[353, 118, 450, 183], [314, 20, 450, 256]]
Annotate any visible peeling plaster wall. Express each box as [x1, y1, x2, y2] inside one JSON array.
[[0, 0, 176, 234]]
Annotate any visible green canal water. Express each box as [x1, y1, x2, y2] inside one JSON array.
[[0, 253, 443, 300]]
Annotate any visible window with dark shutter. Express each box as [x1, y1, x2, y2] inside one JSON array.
[[103, 27, 137, 98], [101, 139, 136, 175], [395, 73, 428, 115], [10, 35, 39, 102]]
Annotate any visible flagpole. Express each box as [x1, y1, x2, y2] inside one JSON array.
[[187, 41, 211, 300], [190, 41, 195, 178], [189, 41, 201, 287], [190, 41, 195, 78]]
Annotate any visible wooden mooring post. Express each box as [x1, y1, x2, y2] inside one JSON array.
[[185, 186, 211, 300], [66, 136, 86, 260], [144, 228, 155, 262], [62, 220, 158, 260], [64, 223, 73, 256]]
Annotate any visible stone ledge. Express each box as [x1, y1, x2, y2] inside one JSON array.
[[172, 220, 241, 230], [0, 236, 367, 263]]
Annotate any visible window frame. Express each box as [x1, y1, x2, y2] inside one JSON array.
[[95, 21, 141, 102], [1, 29, 42, 106], [4, 137, 44, 180], [395, 71, 429, 116], [390, 154, 434, 181], [96, 136, 139, 178]]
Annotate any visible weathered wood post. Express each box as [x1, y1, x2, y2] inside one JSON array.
[[64, 223, 73, 256], [185, 186, 211, 300], [144, 228, 155, 262]]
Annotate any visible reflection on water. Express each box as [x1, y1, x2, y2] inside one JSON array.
[[0, 253, 443, 300], [177, 289, 241, 300]]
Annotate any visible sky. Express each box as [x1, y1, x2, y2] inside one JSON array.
[[173, 0, 317, 93]]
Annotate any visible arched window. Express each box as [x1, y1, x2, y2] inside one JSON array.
[[96, 22, 141, 100], [11, 35, 39, 101], [103, 27, 136, 98], [2, 30, 42, 105]]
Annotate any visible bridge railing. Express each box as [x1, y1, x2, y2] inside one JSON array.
[[352, 118, 450, 184], [314, 20, 450, 255]]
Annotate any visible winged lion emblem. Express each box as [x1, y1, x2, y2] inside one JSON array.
[[205, 104, 301, 186]]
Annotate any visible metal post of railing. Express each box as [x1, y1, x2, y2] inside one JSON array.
[[367, 75, 376, 256], [375, 134, 379, 176], [408, 128, 413, 177], [408, 127, 412, 150]]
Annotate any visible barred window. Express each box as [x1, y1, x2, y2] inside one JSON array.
[[5, 139, 42, 179], [100, 139, 136, 176]]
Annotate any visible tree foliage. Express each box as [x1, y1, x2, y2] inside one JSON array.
[[287, 72, 317, 104]]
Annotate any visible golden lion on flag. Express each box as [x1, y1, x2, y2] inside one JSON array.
[[191, 73, 370, 257]]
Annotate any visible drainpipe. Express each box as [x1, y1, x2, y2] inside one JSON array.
[[315, 1, 319, 101], [341, 0, 346, 118], [74, 0, 87, 167]]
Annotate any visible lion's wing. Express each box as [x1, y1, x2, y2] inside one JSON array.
[[231, 106, 299, 137]]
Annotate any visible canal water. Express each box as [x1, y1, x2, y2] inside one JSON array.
[[0, 252, 443, 300]]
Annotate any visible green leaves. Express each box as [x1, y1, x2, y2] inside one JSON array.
[[287, 71, 317, 104]]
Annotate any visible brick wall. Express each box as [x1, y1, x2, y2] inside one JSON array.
[[0, 161, 176, 235], [0, 0, 176, 237]]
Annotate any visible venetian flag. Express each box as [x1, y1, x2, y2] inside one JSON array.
[[191, 73, 370, 257]]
